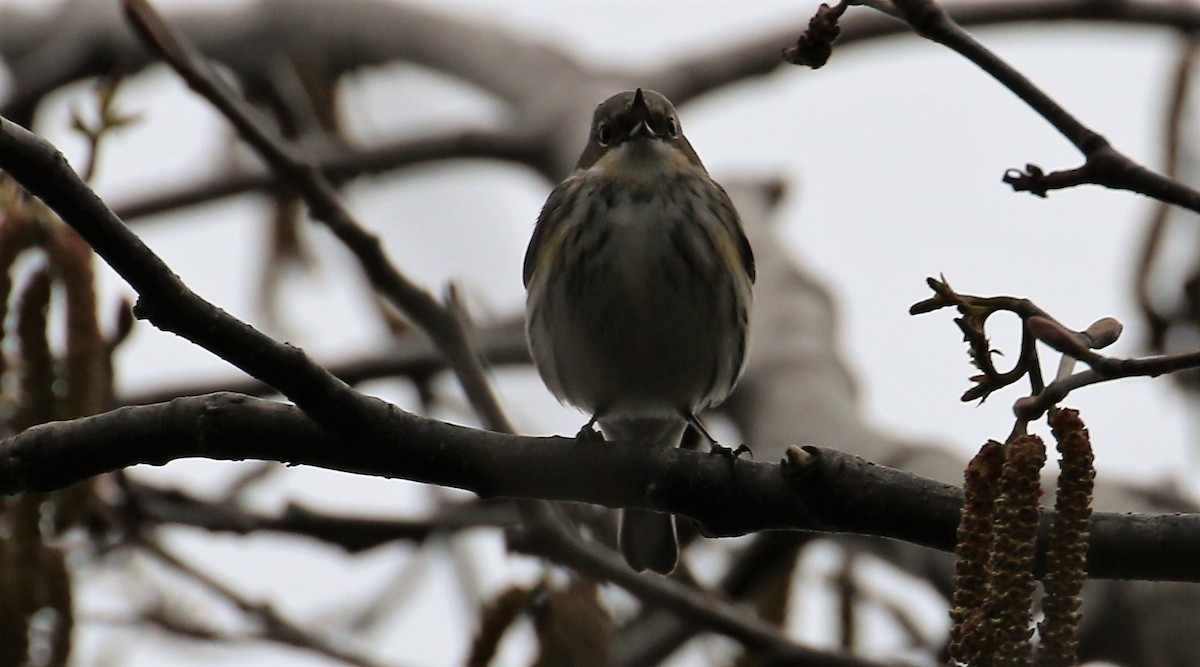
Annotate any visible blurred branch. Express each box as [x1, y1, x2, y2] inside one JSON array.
[[8, 0, 1200, 221], [615, 532, 811, 667], [123, 0, 513, 434], [1, 392, 1199, 582], [126, 480, 519, 553], [113, 130, 555, 222], [0, 0, 588, 129], [0, 112, 400, 448], [119, 318, 528, 405], [658, 0, 1200, 104], [509, 503, 879, 667], [135, 535, 397, 667], [1134, 37, 1200, 374]]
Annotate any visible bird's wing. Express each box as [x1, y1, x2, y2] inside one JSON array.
[[712, 183, 756, 284], [523, 177, 581, 287]]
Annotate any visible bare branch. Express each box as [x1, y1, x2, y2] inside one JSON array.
[[1015, 345, 1200, 421], [112, 130, 555, 222], [0, 393, 1198, 582], [661, 0, 1200, 105], [126, 480, 519, 553], [118, 318, 528, 406], [510, 504, 881, 667], [874, 0, 1200, 212], [136, 535, 397, 667], [0, 113, 394, 446]]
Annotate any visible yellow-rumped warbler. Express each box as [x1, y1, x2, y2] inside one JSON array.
[[523, 89, 755, 574]]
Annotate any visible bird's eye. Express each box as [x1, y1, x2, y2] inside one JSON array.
[[665, 117, 679, 138], [596, 123, 613, 146]]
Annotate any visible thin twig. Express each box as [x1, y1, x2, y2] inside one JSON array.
[[1015, 344, 1200, 420], [616, 532, 810, 667], [879, 0, 1200, 213]]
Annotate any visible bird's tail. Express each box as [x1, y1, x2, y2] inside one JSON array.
[[599, 418, 686, 575]]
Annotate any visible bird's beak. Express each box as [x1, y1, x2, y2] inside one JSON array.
[[626, 88, 656, 139]]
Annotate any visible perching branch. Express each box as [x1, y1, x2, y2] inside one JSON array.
[[0, 392, 1198, 583]]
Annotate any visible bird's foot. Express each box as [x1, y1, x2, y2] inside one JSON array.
[[710, 443, 753, 460], [575, 416, 605, 443], [683, 412, 752, 461]]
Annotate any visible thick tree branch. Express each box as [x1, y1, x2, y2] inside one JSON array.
[[1, 392, 1198, 583], [3, 392, 880, 665]]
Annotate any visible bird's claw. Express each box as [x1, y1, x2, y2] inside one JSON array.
[[711, 443, 752, 461], [576, 422, 605, 443]]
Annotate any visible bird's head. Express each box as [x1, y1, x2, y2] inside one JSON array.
[[574, 88, 705, 175]]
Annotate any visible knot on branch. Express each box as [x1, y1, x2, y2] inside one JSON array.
[[891, 0, 951, 40], [782, 2, 847, 69], [1003, 163, 1049, 198]]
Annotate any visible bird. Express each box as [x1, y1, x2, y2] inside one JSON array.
[[523, 88, 755, 574]]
